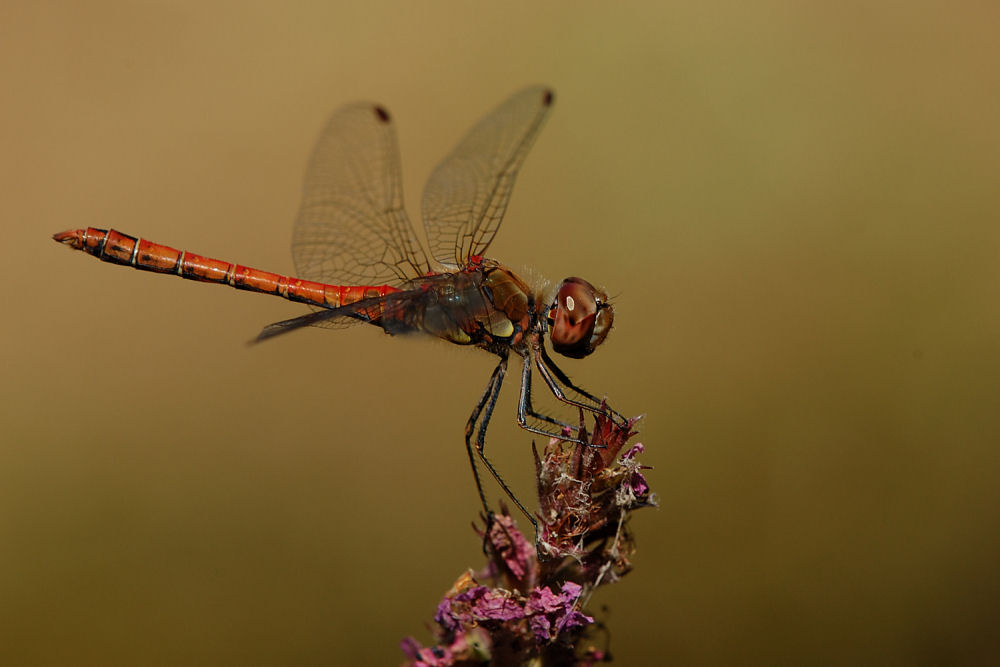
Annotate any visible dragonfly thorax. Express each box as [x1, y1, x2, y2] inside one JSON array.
[[545, 277, 614, 359]]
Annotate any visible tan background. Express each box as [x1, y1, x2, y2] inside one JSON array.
[[3, 2, 999, 664]]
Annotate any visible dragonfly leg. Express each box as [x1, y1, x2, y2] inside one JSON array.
[[536, 344, 626, 424], [464, 358, 504, 519], [465, 353, 538, 536], [516, 349, 574, 430], [510, 349, 598, 450]]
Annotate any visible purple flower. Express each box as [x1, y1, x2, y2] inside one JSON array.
[[629, 470, 650, 496], [472, 590, 525, 622], [621, 443, 645, 459], [525, 581, 594, 643], [433, 598, 457, 633]]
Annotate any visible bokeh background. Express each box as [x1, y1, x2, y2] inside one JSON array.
[[3, 2, 999, 664]]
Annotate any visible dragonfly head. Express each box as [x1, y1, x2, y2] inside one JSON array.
[[546, 277, 614, 359]]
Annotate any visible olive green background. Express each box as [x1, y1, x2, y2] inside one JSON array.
[[3, 2, 999, 664]]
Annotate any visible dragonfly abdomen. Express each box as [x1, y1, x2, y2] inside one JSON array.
[[54, 227, 399, 309]]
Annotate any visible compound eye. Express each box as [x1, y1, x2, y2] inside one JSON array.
[[547, 278, 613, 358]]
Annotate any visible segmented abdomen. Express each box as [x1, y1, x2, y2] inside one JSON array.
[[54, 227, 400, 310]]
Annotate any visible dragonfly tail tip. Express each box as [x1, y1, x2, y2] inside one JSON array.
[[52, 229, 85, 249]]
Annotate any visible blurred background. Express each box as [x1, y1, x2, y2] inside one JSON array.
[[3, 2, 999, 664]]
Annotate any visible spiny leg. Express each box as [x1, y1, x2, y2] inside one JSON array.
[[536, 344, 625, 424], [466, 353, 539, 537], [518, 348, 574, 430], [515, 349, 594, 447], [464, 357, 506, 520], [538, 344, 606, 406]]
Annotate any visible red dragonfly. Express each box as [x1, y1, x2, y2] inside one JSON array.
[[54, 86, 620, 525]]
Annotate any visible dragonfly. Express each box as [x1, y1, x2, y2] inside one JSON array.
[[53, 86, 620, 527]]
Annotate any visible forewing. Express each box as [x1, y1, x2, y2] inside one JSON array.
[[421, 86, 554, 267], [292, 103, 430, 287]]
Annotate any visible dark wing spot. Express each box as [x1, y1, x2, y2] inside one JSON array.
[[543, 89, 554, 106], [374, 105, 390, 122]]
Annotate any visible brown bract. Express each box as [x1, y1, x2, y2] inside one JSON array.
[[534, 410, 653, 589]]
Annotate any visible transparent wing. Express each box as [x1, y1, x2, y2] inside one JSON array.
[[421, 86, 554, 268], [292, 103, 430, 287], [256, 292, 407, 341]]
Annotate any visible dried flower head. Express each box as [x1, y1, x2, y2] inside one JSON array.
[[402, 411, 656, 666]]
